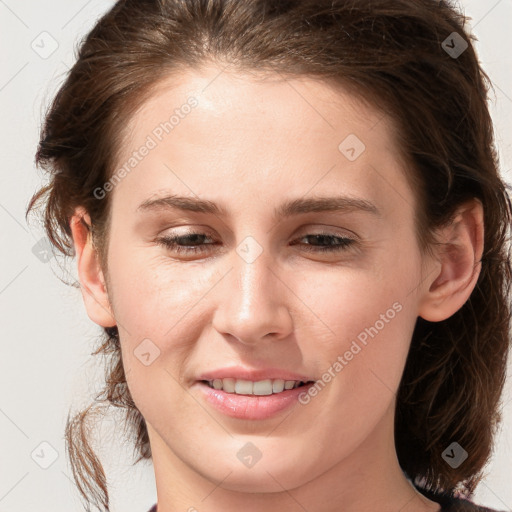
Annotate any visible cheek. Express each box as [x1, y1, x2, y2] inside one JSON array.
[[297, 274, 414, 369], [286, 270, 417, 454], [107, 250, 228, 407], [110, 262, 208, 424], [108, 248, 213, 334], [291, 248, 421, 397]]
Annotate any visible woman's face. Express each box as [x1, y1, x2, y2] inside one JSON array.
[[99, 66, 434, 492]]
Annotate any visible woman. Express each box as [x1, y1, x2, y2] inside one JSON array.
[[26, 0, 511, 511]]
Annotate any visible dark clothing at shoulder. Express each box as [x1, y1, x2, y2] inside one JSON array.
[[440, 497, 507, 511], [415, 483, 507, 512], [146, 489, 507, 512]]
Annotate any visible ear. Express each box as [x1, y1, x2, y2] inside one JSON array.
[[418, 199, 484, 322], [69, 207, 116, 328]]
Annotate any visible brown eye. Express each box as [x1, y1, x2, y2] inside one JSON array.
[[156, 232, 215, 255], [292, 233, 356, 252]]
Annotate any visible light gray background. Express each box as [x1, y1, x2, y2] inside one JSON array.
[[0, 1, 511, 511]]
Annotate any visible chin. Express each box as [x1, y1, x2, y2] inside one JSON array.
[[194, 452, 314, 493]]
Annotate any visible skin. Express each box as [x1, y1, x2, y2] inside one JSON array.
[[70, 63, 483, 512]]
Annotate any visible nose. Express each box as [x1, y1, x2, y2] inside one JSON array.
[[211, 242, 293, 347]]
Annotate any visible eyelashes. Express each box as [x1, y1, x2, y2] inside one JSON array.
[[155, 231, 357, 256], [156, 233, 214, 255], [292, 233, 356, 252]]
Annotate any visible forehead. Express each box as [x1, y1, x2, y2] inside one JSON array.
[[111, 65, 413, 221], [124, 66, 390, 149]]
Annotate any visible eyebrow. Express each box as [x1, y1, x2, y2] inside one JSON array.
[[136, 194, 380, 219]]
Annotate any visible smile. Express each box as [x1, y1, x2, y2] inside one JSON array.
[[203, 378, 313, 395], [196, 379, 316, 420]]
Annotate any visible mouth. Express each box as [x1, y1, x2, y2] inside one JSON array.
[[201, 378, 314, 396], [196, 377, 317, 420]]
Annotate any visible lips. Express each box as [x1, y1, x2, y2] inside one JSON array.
[[196, 366, 315, 383], [194, 366, 317, 420]]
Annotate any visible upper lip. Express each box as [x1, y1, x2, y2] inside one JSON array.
[[197, 366, 315, 382]]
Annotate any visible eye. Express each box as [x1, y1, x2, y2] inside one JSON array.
[[292, 233, 356, 252], [155, 231, 356, 256], [155, 232, 216, 255]]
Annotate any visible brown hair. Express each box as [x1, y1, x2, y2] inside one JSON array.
[[26, 0, 512, 510]]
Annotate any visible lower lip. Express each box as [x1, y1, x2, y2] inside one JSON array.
[[195, 381, 315, 420]]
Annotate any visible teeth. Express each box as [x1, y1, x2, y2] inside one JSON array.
[[212, 379, 223, 390], [206, 378, 308, 395], [272, 379, 285, 393], [235, 379, 253, 394]]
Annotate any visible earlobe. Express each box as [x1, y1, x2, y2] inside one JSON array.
[[69, 207, 116, 328], [418, 199, 484, 322]]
